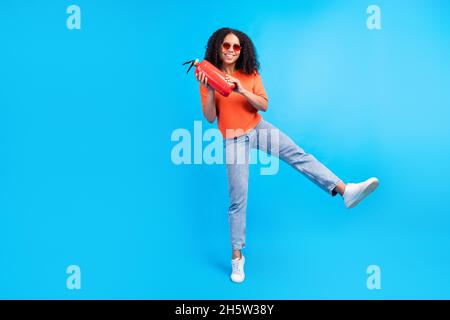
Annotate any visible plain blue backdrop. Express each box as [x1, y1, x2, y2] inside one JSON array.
[[1, 0, 450, 299]]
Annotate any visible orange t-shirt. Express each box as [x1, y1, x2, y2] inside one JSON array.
[[200, 70, 268, 139]]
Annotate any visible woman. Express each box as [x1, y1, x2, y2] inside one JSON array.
[[195, 27, 379, 283]]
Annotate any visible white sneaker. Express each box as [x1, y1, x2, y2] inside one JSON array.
[[343, 177, 379, 209], [230, 255, 245, 283]]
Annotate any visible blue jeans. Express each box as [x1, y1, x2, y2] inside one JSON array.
[[224, 118, 342, 250]]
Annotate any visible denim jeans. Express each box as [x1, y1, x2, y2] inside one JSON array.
[[224, 118, 342, 251]]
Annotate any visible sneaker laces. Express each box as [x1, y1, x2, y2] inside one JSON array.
[[232, 259, 242, 274]]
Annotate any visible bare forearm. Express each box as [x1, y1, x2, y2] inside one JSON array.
[[241, 89, 268, 112], [203, 89, 217, 123]]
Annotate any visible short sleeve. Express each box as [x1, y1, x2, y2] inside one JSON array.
[[253, 72, 268, 101]]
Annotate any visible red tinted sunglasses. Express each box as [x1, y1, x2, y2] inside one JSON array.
[[222, 42, 241, 52]]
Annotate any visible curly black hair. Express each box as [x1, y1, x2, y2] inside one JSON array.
[[204, 27, 260, 75]]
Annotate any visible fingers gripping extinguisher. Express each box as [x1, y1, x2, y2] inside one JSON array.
[[183, 59, 236, 97]]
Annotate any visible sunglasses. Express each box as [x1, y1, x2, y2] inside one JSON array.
[[222, 42, 241, 52]]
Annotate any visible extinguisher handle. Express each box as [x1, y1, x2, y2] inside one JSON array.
[[182, 59, 199, 74]]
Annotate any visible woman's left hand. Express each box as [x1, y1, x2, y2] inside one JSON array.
[[224, 74, 245, 95]]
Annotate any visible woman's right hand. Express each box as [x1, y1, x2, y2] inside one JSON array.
[[196, 71, 215, 92]]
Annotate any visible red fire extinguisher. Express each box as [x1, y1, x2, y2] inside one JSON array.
[[183, 59, 236, 97]]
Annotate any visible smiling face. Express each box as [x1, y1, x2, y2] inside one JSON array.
[[220, 33, 241, 68]]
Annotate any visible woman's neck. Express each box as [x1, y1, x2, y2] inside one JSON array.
[[221, 64, 236, 74]]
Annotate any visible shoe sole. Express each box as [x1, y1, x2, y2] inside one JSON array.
[[347, 178, 379, 209], [231, 276, 245, 283]]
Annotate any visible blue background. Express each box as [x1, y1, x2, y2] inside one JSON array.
[[1, 0, 450, 299]]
